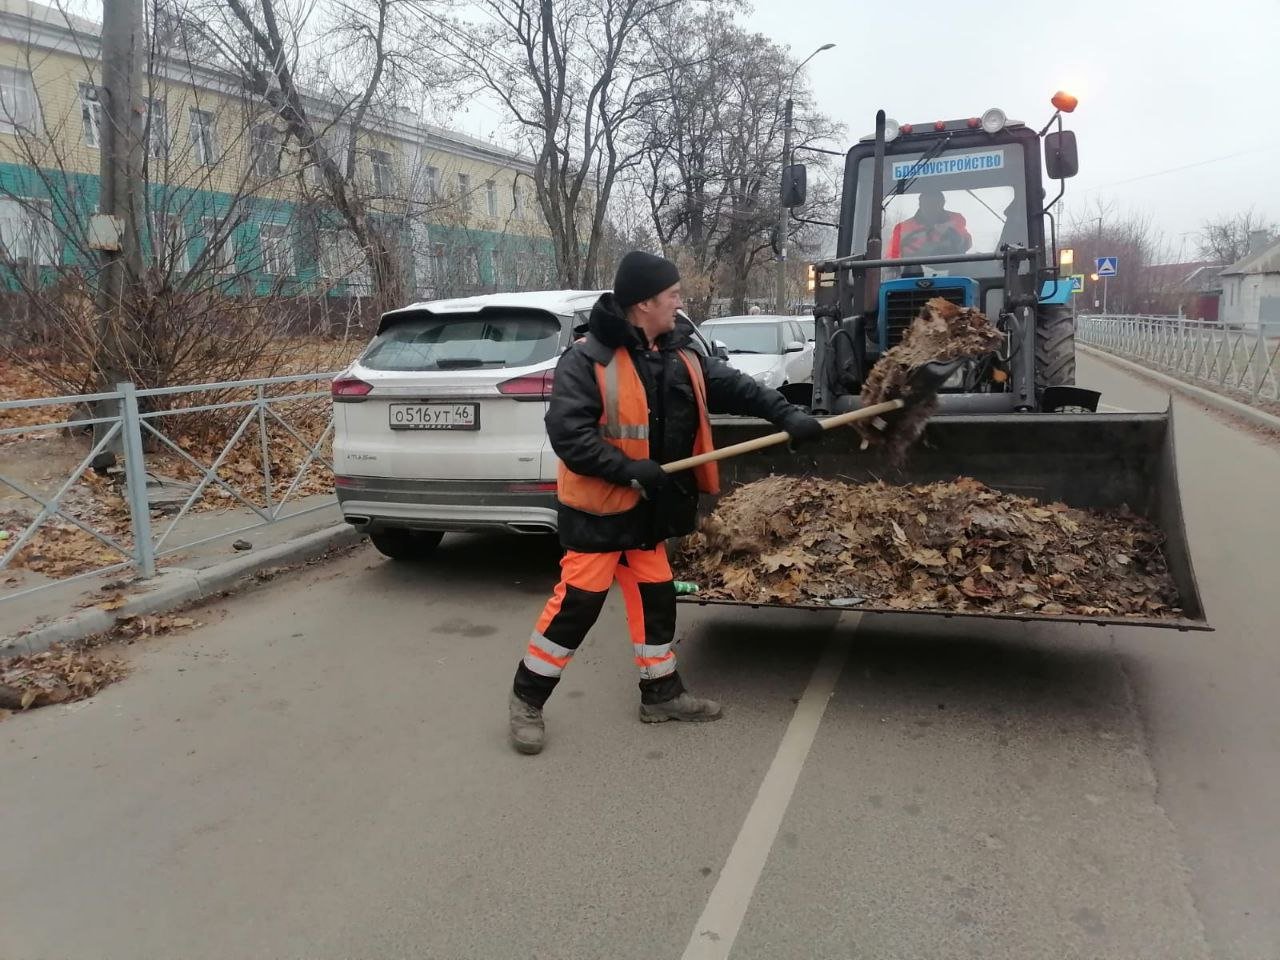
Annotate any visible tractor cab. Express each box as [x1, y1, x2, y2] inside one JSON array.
[[787, 95, 1087, 415]]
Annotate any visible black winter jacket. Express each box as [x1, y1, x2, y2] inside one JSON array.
[[548, 293, 802, 552]]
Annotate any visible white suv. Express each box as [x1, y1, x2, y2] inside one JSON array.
[[332, 290, 718, 560]]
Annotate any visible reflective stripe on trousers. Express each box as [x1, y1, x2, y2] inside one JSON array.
[[514, 545, 681, 707]]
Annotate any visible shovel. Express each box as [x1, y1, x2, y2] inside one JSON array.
[[662, 360, 965, 475]]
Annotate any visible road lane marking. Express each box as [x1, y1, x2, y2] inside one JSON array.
[[680, 623, 855, 960]]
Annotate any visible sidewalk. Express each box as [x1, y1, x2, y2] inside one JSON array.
[[2, 493, 356, 650]]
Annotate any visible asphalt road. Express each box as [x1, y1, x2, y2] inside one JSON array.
[[2, 355, 1277, 960]]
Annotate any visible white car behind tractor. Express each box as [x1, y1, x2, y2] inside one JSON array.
[[332, 290, 718, 560], [700, 315, 814, 405]]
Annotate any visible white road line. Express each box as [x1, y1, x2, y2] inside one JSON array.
[[680, 623, 855, 960]]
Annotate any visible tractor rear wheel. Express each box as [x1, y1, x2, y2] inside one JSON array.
[[1035, 303, 1076, 403]]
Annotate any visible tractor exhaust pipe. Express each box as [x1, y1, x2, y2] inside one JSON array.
[[864, 109, 888, 315]]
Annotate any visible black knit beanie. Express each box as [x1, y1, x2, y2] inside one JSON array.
[[613, 251, 680, 310]]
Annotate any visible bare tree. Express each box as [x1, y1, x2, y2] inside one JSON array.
[[635, 9, 841, 316], [0, 6, 337, 396], [1061, 198, 1171, 314], [1197, 208, 1278, 266], [434, 0, 682, 288], [191, 0, 451, 311]]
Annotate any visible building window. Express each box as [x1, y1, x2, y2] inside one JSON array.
[[458, 173, 471, 212], [486, 180, 497, 217], [0, 198, 57, 265], [0, 66, 38, 133], [150, 211, 188, 270], [79, 82, 102, 148], [198, 217, 235, 273], [424, 166, 440, 199], [512, 184, 524, 219], [145, 99, 168, 160], [464, 245, 480, 285], [318, 228, 341, 278], [318, 228, 364, 279], [250, 124, 280, 177], [258, 222, 293, 275], [309, 124, 349, 186], [430, 242, 447, 287], [370, 149, 394, 194], [188, 108, 216, 166]]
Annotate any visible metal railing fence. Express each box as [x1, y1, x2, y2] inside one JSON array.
[[1, 372, 338, 605], [1077, 315, 1280, 404]]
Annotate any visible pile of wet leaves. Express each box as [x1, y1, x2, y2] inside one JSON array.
[[0, 647, 129, 715], [672, 475, 1182, 619], [857, 297, 1004, 463]]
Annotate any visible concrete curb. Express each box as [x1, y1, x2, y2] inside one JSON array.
[[2, 524, 366, 659], [1080, 344, 1280, 433]]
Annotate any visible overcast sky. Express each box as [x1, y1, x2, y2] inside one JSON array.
[[63, 0, 1270, 261], [443, 0, 1277, 262], [741, 0, 1278, 260]]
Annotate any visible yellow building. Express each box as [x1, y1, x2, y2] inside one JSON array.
[[0, 0, 554, 298]]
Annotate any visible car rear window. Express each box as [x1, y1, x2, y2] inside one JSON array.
[[361, 312, 565, 371]]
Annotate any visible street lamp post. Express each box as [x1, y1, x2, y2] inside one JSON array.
[[775, 42, 834, 315]]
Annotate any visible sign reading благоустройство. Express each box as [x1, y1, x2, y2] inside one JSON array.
[[891, 150, 1004, 181]]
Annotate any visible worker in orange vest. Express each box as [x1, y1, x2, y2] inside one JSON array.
[[888, 189, 972, 259], [509, 252, 823, 754]]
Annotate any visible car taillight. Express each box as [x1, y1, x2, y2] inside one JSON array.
[[331, 375, 372, 401], [497, 368, 554, 400]]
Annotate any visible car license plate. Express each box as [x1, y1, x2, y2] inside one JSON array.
[[388, 403, 480, 431]]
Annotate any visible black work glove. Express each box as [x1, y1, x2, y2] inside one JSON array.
[[624, 458, 669, 501], [781, 409, 825, 447]]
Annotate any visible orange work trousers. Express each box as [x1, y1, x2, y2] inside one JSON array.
[[512, 545, 684, 708]]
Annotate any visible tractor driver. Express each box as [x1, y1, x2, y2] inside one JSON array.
[[888, 189, 972, 259]]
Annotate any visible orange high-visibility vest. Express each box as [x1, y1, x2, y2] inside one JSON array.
[[558, 347, 719, 515]]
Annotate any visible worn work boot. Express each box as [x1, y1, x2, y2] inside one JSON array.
[[639, 692, 723, 724], [509, 691, 546, 755]]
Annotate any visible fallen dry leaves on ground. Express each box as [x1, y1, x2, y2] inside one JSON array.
[[1, 470, 133, 578], [0, 647, 129, 713], [0, 356, 77, 444], [673, 475, 1182, 620], [2, 338, 356, 578]]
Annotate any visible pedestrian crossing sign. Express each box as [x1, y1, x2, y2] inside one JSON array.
[[1069, 274, 1085, 293]]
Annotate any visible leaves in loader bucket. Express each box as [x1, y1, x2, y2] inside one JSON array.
[[858, 297, 1004, 464], [671, 475, 1183, 619]]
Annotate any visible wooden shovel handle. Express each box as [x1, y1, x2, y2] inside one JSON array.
[[661, 399, 906, 474]]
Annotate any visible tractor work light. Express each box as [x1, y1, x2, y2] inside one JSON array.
[[981, 107, 1007, 134], [883, 118, 900, 142], [1051, 90, 1079, 113]]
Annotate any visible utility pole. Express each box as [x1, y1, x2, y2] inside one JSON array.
[[92, 0, 146, 468], [775, 42, 833, 315], [774, 97, 793, 315]]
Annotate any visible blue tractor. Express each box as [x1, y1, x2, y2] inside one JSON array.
[[786, 95, 1095, 413], [693, 93, 1208, 629]]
